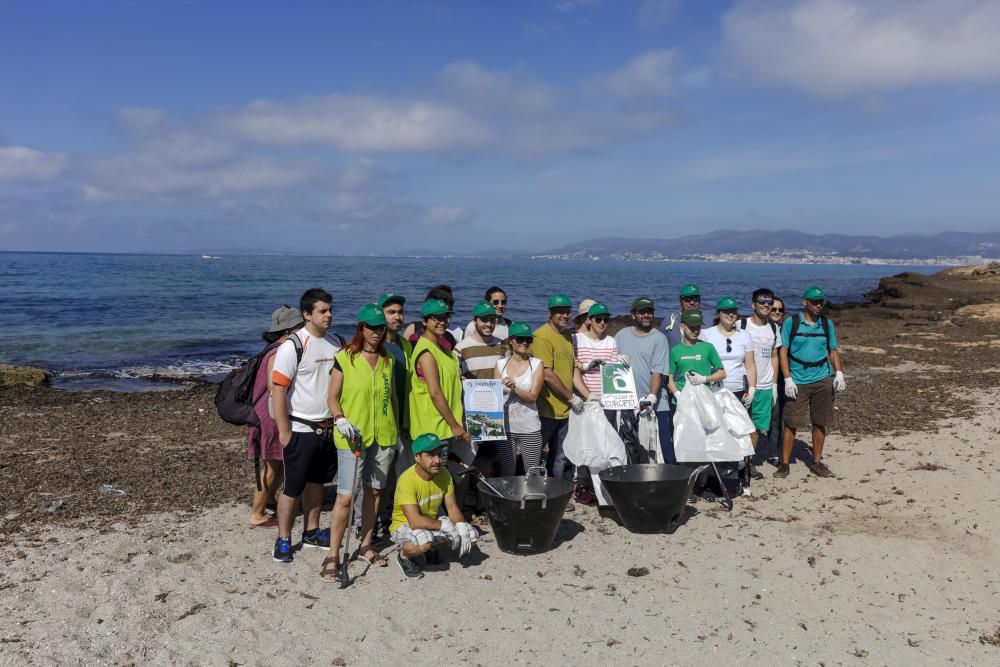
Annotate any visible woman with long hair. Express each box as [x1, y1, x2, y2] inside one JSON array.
[[494, 322, 546, 476], [321, 304, 398, 580]]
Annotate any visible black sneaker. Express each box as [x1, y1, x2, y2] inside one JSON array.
[[272, 537, 293, 563], [396, 553, 424, 579], [301, 528, 330, 549]]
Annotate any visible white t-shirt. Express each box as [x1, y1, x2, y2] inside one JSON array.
[[699, 326, 753, 393], [741, 319, 781, 389], [573, 333, 619, 397], [271, 330, 342, 433], [497, 356, 542, 434]]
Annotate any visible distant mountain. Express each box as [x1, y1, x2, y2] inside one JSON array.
[[530, 230, 1000, 261]]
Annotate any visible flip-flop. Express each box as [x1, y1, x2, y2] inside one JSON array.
[[358, 545, 388, 567], [320, 556, 340, 582]]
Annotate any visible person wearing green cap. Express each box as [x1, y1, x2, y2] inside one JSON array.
[[403, 285, 464, 348], [661, 284, 703, 349], [464, 286, 512, 340], [738, 288, 782, 460], [666, 310, 726, 396], [390, 433, 477, 578], [409, 299, 468, 448], [776, 286, 845, 479], [493, 321, 546, 476], [455, 300, 504, 380], [532, 293, 585, 483], [319, 304, 399, 578]]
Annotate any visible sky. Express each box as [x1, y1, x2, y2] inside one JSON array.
[[2, 0, 1000, 255]]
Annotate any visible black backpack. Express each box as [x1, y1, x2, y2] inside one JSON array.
[[738, 316, 778, 342], [214, 333, 303, 426], [786, 314, 832, 368]]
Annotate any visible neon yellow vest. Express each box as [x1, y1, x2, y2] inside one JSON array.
[[333, 350, 397, 449], [408, 336, 463, 441]]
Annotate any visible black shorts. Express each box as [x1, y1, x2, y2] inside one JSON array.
[[282, 431, 336, 497]]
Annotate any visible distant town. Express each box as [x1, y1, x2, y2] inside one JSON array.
[[525, 250, 998, 266]]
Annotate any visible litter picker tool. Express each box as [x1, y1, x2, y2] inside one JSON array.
[[339, 432, 364, 589]]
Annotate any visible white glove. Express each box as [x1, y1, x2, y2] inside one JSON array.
[[618, 354, 630, 368], [335, 417, 360, 441], [743, 387, 756, 409], [784, 377, 798, 400], [456, 522, 478, 557], [771, 385, 778, 402], [639, 393, 656, 414], [569, 395, 585, 414], [438, 517, 460, 550], [833, 371, 846, 393], [687, 372, 707, 386]]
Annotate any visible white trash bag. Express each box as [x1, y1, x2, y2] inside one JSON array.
[[564, 401, 627, 470], [673, 383, 752, 463]]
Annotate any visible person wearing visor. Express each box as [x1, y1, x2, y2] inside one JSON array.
[[465, 286, 512, 340], [666, 310, 725, 396], [495, 321, 546, 476], [532, 293, 585, 483], [390, 433, 477, 579], [776, 287, 845, 479], [663, 284, 703, 349], [321, 304, 398, 580]]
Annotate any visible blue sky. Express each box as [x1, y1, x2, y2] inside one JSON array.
[[2, 0, 999, 254]]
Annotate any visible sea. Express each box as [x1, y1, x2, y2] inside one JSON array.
[[0, 252, 938, 392]]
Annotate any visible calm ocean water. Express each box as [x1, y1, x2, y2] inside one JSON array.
[[0, 252, 936, 391]]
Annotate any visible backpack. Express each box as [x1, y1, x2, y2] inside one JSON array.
[[214, 333, 303, 426], [786, 314, 832, 368]]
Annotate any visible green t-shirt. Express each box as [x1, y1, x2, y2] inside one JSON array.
[[530, 322, 575, 420], [389, 465, 454, 534], [668, 341, 722, 392]]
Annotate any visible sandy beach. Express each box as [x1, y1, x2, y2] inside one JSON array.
[[3, 265, 1000, 665]]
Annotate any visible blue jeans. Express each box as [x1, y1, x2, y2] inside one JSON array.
[[656, 410, 675, 464], [540, 416, 572, 482]]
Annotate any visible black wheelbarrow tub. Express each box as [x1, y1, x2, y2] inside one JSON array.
[[477, 476, 574, 555], [598, 464, 707, 534]]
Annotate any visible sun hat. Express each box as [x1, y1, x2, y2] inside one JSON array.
[[507, 321, 533, 338], [548, 293, 572, 309], [679, 284, 701, 297], [357, 303, 387, 326], [681, 310, 704, 327], [420, 299, 452, 317], [412, 433, 444, 455], [631, 297, 654, 311], [588, 302, 610, 317], [715, 296, 738, 310], [377, 293, 406, 308], [803, 286, 826, 300], [472, 300, 497, 318], [268, 305, 303, 333], [576, 298, 597, 318]]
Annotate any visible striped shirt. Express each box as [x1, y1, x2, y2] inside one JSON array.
[[455, 335, 504, 380], [573, 333, 618, 397]]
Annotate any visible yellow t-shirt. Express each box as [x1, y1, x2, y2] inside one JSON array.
[[530, 322, 575, 420], [389, 465, 454, 534]]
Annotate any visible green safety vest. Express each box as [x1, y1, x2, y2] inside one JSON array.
[[333, 350, 397, 449], [408, 336, 463, 441]]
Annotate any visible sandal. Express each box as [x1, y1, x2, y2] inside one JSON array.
[[320, 555, 340, 582], [358, 545, 388, 567]]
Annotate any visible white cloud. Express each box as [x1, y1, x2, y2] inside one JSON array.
[[222, 95, 493, 152], [118, 107, 166, 131], [440, 61, 555, 114], [0, 146, 68, 181], [598, 49, 675, 99], [324, 193, 473, 229], [636, 0, 681, 29], [723, 0, 1000, 96]]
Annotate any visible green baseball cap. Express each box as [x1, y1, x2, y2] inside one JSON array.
[[507, 321, 533, 338], [548, 293, 572, 309], [681, 310, 704, 327], [715, 296, 738, 310], [377, 292, 405, 308], [803, 286, 825, 300], [357, 303, 387, 326], [588, 302, 610, 317], [420, 299, 452, 317], [679, 284, 701, 297], [412, 433, 444, 455], [631, 297, 654, 311], [472, 300, 497, 318]]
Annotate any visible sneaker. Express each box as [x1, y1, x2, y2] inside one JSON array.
[[773, 463, 790, 479], [301, 528, 330, 549], [810, 461, 834, 478], [749, 464, 764, 480], [272, 537, 293, 563], [396, 553, 424, 579], [767, 456, 780, 467]]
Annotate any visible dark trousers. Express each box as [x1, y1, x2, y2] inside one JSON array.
[[656, 410, 675, 464]]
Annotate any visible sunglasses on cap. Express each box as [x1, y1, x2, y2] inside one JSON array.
[[756, 299, 774, 305], [512, 336, 533, 345], [491, 299, 507, 305]]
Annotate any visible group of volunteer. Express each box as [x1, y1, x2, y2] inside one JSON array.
[[245, 281, 845, 581]]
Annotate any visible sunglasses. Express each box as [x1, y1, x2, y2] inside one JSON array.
[[681, 296, 701, 303], [756, 299, 774, 305], [477, 316, 499, 324], [720, 309, 738, 316], [364, 323, 387, 332], [634, 309, 654, 315], [428, 313, 451, 322], [806, 299, 826, 306], [726, 338, 732, 353], [512, 336, 533, 345], [592, 316, 609, 324], [492, 299, 507, 305], [772, 308, 785, 313]]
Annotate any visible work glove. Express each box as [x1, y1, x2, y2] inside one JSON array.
[[687, 372, 707, 386], [569, 395, 585, 414], [335, 417, 361, 441], [456, 522, 478, 557], [585, 359, 604, 371], [639, 393, 656, 414], [784, 378, 798, 400], [743, 387, 756, 409], [617, 354, 630, 368], [771, 385, 778, 402], [833, 371, 846, 393], [438, 517, 461, 550]]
